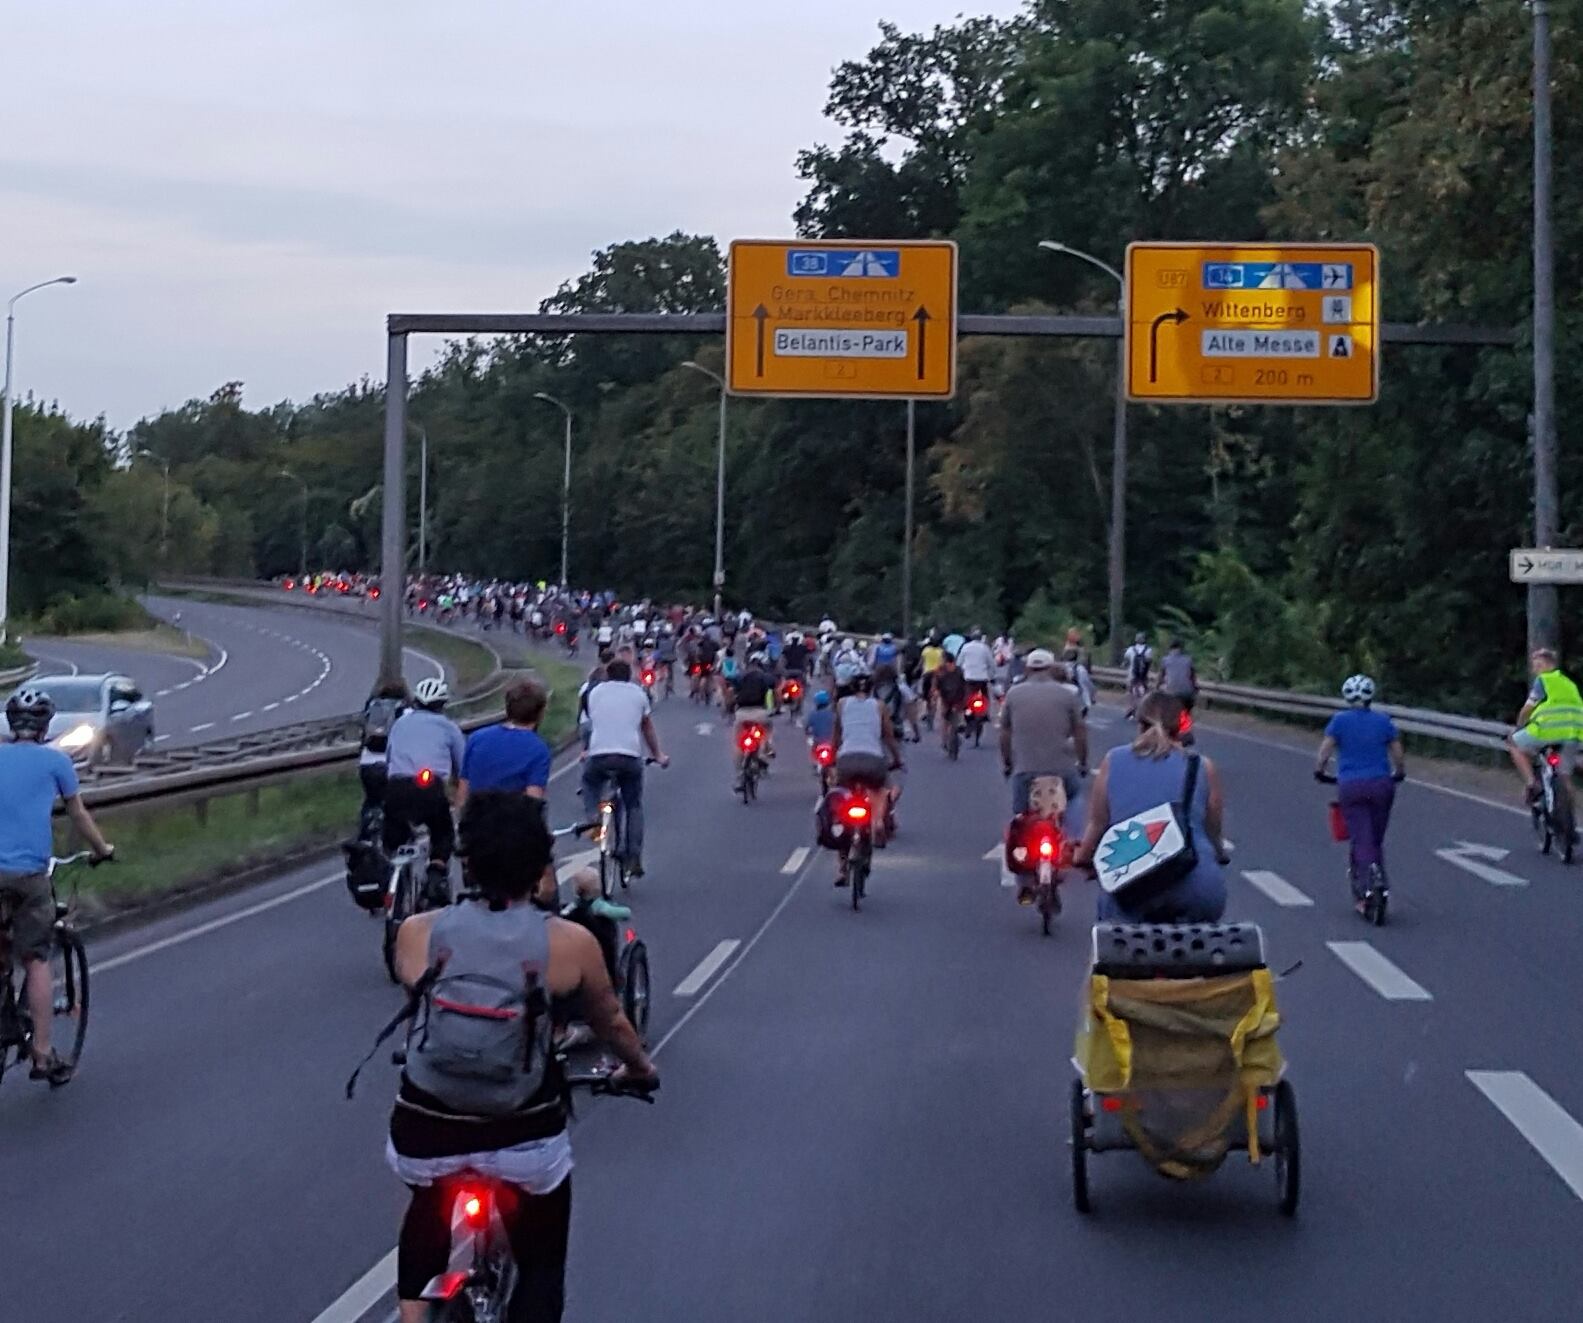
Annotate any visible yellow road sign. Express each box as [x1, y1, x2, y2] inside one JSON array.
[[726, 239, 957, 398], [1125, 242, 1380, 404]]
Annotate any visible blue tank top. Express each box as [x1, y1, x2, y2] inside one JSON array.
[[1100, 746, 1226, 923]]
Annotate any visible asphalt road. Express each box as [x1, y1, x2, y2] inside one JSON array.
[[24, 594, 443, 749], [5, 691, 1583, 1321]]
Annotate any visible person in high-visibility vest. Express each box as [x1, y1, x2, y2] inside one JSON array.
[[1509, 647, 1583, 801]]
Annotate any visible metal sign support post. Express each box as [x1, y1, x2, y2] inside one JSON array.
[[380, 331, 408, 684], [903, 399, 915, 637], [1531, 0, 1560, 654]]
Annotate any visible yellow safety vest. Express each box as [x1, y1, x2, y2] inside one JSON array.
[[1527, 670, 1583, 743]]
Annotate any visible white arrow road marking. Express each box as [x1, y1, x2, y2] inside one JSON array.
[[983, 845, 1001, 861], [1241, 870, 1314, 907], [674, 940, 740, 997], [555, 848, 600, 883], [1435, 840, 1530, 887], [1468, 1071, 1583, 1202], [696, 722, 714, 736], [1327, 941, 1432, 1001], [782, 847, 810, 874]]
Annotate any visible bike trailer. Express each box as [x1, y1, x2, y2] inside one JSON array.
[[1074, 923, 1283, 1180]]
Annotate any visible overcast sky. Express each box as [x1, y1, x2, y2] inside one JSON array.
[[3, 1, 1019, 428]]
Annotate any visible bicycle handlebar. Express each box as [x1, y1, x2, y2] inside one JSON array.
[[51, 849, 111, 869], [1313, 771, 1338, 785], [564, 1067, 660, 1102]]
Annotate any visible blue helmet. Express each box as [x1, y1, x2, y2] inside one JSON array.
[[814, 690, 831, 709]]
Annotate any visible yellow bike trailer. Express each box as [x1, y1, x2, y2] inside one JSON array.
[[1071, 923, 1298, 1215]]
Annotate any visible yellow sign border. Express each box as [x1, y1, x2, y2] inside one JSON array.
[[725, 237, 959, 400], [1123, 241, 1381, 407]]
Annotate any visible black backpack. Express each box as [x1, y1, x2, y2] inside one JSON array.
[[363, 698, 403, 753]]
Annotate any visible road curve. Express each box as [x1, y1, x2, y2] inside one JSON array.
[[3, 693, 1582, 1321]]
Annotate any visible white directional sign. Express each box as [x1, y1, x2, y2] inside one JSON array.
[[1510, 549, 1583, 585]]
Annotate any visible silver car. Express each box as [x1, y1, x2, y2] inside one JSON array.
[[32, 674, 156, 766]]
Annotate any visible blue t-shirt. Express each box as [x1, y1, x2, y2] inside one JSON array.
[[804, 708, 836, 745], [0, 742, 79, 874], [462, 724, 552, 794], [1324, 708, 1399, 782]]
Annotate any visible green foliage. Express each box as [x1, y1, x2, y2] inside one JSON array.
[[25, 592, 154, 636]]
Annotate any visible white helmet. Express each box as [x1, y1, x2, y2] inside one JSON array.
[[1341, 674, 1376, 706], [414, 677, 450, 707], [787, 631, 802, 645]]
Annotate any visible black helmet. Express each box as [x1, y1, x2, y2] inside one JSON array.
[[7, 687, 55, 738]]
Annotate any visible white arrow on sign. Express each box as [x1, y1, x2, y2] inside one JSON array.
[[1434, 840, 1529, 887], [1510, 548, 1583, 585]]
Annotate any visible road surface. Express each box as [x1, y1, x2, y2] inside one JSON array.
[[3, 693, 1581, 1321]]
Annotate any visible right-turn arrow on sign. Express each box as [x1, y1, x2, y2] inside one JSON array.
[[1510, 549, 1583, 584]]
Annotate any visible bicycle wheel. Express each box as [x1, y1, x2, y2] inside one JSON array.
[[49, 928, 90, 1072], [622, 942, 651, 1042], [946, 723, 959, 761], [850, 840, 869, 911], [1274, 1080, 1301, 1216], [1070, 1078, 1091, 1214], [382, 868, 408, 983], [0, 981, 21, 1090], [1556, 779, 1576, 865]]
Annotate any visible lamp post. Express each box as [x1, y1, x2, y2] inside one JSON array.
[[1, 275, 77, 641], [136, 448, 172, 567], [1530, 0, 1559, 652], [533, 393, 573, 588], [681, 361, 728, 620], [279, 469, 309, 579], [1038, 240, 1128, 663], [417, 426, 429, 574]]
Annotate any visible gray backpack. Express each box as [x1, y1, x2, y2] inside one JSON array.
[[402, 903, 555, 1117]]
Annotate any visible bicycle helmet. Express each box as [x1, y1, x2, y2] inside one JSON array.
[[747, 650, 769, 668], [814, 690, 830, 709], [1341, 674, 1376, 706], [6, 686, 55, 737], [834, 661, 859, 689], [413, 677, 450, 708]]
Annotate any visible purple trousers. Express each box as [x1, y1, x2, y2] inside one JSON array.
[[1339, 776, 1396, 894]]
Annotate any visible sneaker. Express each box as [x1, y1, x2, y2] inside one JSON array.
[[1016, 885, 1036, 907], [628, 859, 645, 880]]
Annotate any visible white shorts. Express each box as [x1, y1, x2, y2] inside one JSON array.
[[387, 1131, 573, 1193]]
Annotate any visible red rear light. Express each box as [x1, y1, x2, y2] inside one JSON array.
[[369, 587, 380, 600], [461, 1193, 484, 1226], [643, 670, 655, 685], [1100, 1097, 1125, 1114], [1548, 751, 1562, 768], [556, 621, 566, 634], [846, 802, 870, 823], [1178, 710, 1194, 736], [788, 681, 801, 697], [970, 694, 986, 713], [814, 744, 834, 766], [418, 599, 428, 610], [283, 579, 295, 590], [1255, 1094, 1269, 1110], [625, 928, 636, 944], [1038, 836, 1055, 860], [417, 768, 434, 787]]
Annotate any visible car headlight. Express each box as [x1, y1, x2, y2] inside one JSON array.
[[56, 724, 96, 751]]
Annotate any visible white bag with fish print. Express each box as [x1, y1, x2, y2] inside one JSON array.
[[1095, 755, 1200, 904]]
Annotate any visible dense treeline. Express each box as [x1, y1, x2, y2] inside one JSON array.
[[17, 0, 1580, 714]]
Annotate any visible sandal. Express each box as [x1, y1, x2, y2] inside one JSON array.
[[29, 1050, 74, 1088]]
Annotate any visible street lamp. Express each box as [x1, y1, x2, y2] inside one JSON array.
[[533, 392, 573, 588], [681, 361, 728, 620], [136, 447, 172, 568], [0, 275, 77, 641], [415, 426, 430, 574], [1038, 240, 1128, 664], [279, 469, 309, 579]]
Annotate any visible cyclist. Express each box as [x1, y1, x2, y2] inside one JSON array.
[[726, 650, 776, 784], [0, 688, 113, 1086], [830, 672, 905, 883], [871, 662, 918, 744], [918, 633, 944, 716], [1508, 646, 1583, 802], [1157, 639, 1199, 712], [1000, 649, 1089, 813], [654, 625, 678, 695], [1072, 692, 1228, 923], [956, 628, 996, 708], [1315, 674, 1406, 915], [869, 631, 900, 670], [780, 631, 811, 683], [804, 689, 836, 749], [383, 677, 466, 904], [832, 636, 866, 679], [580, 659, 668, 879], [941, 628, 966, 661], [1122, 632, 1153, 716], [359, 678, 410, 832], [389, 792, 656, 1323], [934, 649, 968, 750], [458, 679, 552, 810]]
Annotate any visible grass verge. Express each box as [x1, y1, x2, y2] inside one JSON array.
[[61, 624, 211, 660], [408, 622, 497, 694]]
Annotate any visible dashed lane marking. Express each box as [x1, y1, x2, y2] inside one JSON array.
[[189, 722, 215, 733], [1467, 1071, 1583, 1202], [673, 939, 742, 997], [1327, 941, 1432, 1001], [1242, 869, 1314, 907], [782, 847, 810, 874], [231, 711, 253, 721]]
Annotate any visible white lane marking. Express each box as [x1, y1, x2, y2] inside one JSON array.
[[1326, 941, 1432, 1001], [153, 734, 170, 743], [263, 702, 280, 712], [231, 711, 253, 721], [1435, 840, 1530, 887], [306, 1248, 399, 1323], [982, 845, 1001, 861], [1242, 869, 1313, 907], [1467, 1071, 1583, 1202], [673, 939, 741, 997], [782, 846, 810, 874], [1223, 837, 1235, 850], [283, 694, 299, 703], [95, 874, 339, 973], [189, 722, 215, 733], [695, 722, 714, 736], [555, 849, 600, 883]]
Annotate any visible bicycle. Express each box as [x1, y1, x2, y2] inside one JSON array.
[[943, 704, 962, 761], [737, 723, 768, 804], [837, 791, 876, 911], [1316, 772, 1391, 925], [585, 759, 662, 899], [1532, 744, 1576, 865], [382, 824, 454, 982], [0, 851, 100, 1090], [415, 1060, 657, 1321], [964, 688, 991, 748]]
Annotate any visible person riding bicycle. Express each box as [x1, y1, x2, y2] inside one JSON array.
[[871, 662, 918, 745], [1122, 632, 1153, 716], [1000, 649, 1088, 812], [830, 670, 904, 884], [804, 690, 836, 749], [869, 632, 900, 671], [934, 651, 968, 748], [383, 677, 466, 904], [918, 635, 944, 710], [956, 629, 996, 707], [1157, 639, 1199, 712], [0, 688, 113, 1087], [727, 651, 777, 781], [780, 631, 811, 681], [458, 679, 552, 812], [1072, 693, 1228, 923], [580, 659, 668, 879], [1315, 674, 1406, 915], [388, 792, 656, 1323], [1509, 647, 1583, 804], [654, 626, 678, 691]]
